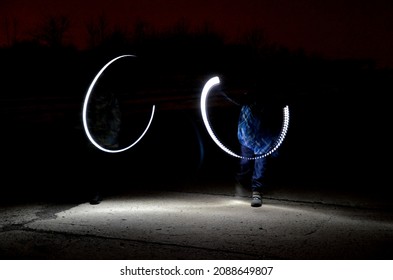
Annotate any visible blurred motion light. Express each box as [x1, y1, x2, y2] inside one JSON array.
[[82, 55, 155, 153], [200, 76, 290, 160]]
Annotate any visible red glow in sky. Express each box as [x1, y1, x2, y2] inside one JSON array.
[[1, 0, 393, 67]]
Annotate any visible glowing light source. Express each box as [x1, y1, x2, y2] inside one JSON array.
[[82, 55, 155, 153], [200, 76, 290, 160]]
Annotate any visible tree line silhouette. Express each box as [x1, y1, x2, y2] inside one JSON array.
[[1, 14, 387, 100]]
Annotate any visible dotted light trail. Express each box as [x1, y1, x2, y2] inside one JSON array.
[[200, 76, 290, 160]]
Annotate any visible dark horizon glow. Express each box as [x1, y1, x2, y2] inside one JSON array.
[[1, 0, 393, 67]]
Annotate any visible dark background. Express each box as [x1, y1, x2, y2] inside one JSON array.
[[0, 1, 392, 204]]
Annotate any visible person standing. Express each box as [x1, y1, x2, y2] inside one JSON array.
[[221, 86, 286, 207], [87, 91, 121, 205]]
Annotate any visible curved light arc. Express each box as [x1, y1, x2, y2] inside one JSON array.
[[201, 77, 242, 158], [200, 76, 290, 160], [82, 54, 155, 153]]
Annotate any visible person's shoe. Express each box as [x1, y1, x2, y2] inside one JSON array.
[[89, 192, 102, 205], [251, 191, 262, 207]]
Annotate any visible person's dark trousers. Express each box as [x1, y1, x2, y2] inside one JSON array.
[[235, 144, 266, 193]]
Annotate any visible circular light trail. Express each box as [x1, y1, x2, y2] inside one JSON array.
[[200, 76, 290, 160], [82, 54, 155, 153]]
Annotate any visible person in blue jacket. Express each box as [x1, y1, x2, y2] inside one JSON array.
[[221, 83, 286, 207]]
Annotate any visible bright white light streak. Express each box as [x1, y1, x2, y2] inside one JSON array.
[[200, 77, 241, 158], [200, 76, 290, 160], [82, 55, 155, 153]]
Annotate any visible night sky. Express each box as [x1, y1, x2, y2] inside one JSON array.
[[1, 0, 393, 68]]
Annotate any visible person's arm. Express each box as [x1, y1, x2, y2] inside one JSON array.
[[217, 89, 252, 106]]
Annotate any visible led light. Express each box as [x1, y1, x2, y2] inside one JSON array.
[[200, 76, 290, 160], [82, 55, 155, 153]]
